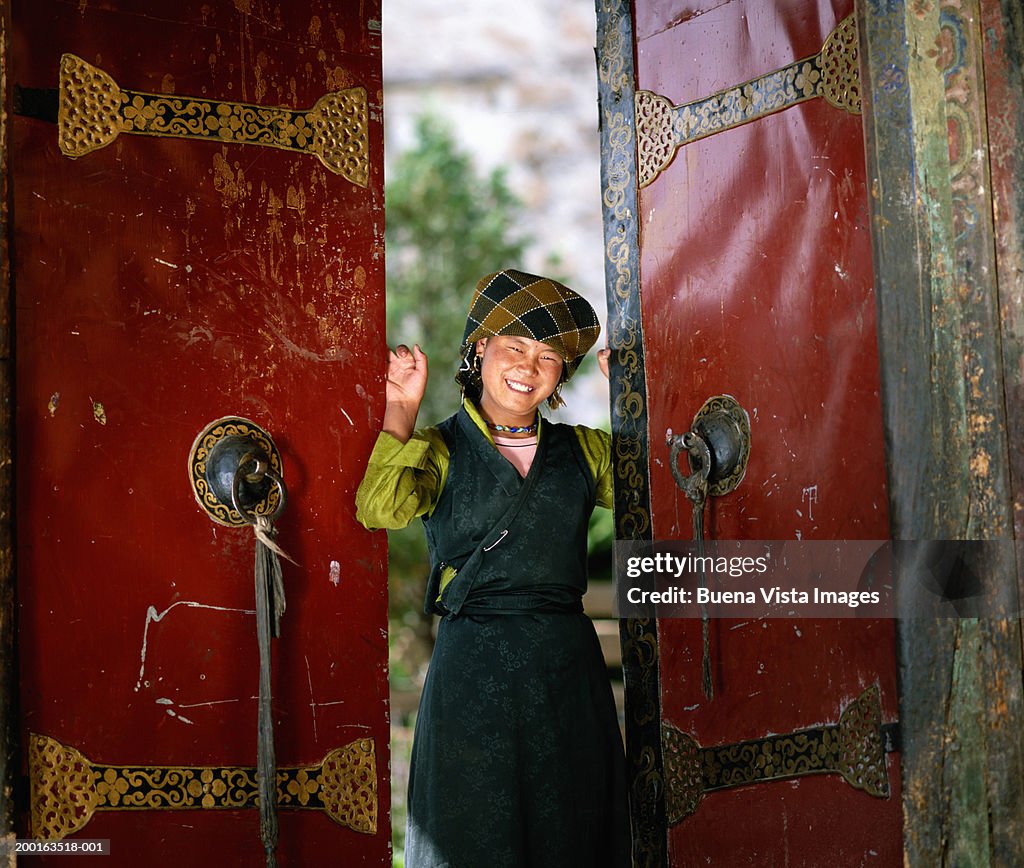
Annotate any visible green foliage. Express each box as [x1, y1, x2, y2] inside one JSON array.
[[385, 113, 532, 426]]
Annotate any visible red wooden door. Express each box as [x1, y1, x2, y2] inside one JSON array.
[[621, 0, 902, 863], [12, 2, 389, 864]]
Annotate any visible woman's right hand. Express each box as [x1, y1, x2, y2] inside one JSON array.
[[387, 344, 429, 406], [383, 344, 428, 442]]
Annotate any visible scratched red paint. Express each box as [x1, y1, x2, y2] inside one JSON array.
[[12, 1, 389, 864]]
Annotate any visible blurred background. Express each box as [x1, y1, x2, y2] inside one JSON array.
[[380, 1, 615, 862]]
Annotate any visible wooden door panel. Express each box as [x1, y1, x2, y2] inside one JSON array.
[[13, 2, 388, 864], [631, 0, 902, 862], [638, 0, 889, 542]]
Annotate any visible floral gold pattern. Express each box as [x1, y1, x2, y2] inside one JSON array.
[[188, 416, 284, 527], [29, 734, 378, 840], [29, 734, 100, 840], [319, 741, 378, 834], [635, 14, 861, 188], [662, 685, 890, 825], [58, 53, 369, 185]]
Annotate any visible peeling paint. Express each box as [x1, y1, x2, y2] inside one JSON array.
[[212, 150, 251, 209], [134, 601, 255, 691], [326, 65, 355, 90], [48, 393, 60, 416], [801, 485, 818, 521], [287, 184, 307, 216], [329, 560, 341, 586], [254, 50, 269, 104], [92, 400, 107, 425], [968, 413, 993, 434], [164, 707, 195, 725]]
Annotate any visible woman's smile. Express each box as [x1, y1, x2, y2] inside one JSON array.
[[504, 378, 534, 394]]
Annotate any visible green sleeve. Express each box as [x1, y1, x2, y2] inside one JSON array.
[[354, 429, 450, 530], [573, 426, 613, 510]]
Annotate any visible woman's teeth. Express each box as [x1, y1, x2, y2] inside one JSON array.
[[506, 380, 533, 393]]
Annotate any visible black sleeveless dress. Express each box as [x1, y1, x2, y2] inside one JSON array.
[[404, 407, 630, 867]]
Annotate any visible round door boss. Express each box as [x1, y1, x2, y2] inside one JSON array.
[[188, 416, 286, 527]]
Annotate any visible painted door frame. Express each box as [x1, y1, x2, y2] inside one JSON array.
[[594, 0, 1024, 864], [858, 0, 1024, 862]]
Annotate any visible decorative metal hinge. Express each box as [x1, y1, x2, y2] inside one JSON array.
[[635, 14, 861, 188], [29, 733, 378, 840], [662, 684, 892, 824], [20, 54, 370, 185]]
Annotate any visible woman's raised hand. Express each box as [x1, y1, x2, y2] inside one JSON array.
[[383, 344, 428, 443], [387, 344, 428, 405]]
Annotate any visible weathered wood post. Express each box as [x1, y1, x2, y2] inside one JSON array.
[[858, 0, 1024, 862]]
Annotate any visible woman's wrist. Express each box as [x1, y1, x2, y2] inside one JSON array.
[[382, 400, 420, 443]]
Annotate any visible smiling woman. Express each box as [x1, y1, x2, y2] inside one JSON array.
[[354, 269, 628, 867]]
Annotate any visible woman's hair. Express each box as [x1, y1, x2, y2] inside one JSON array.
[[454, 343, 483, 404]]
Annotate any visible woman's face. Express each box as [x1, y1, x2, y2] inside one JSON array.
[[476, 335, 564, 425]]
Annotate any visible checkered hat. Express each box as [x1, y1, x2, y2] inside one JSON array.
[[461, 269, 601, 380]]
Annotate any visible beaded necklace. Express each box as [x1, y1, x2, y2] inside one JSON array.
[[484, 417, 538, 435]]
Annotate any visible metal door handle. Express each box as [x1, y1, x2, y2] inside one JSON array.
[[188, 417, 288, 526], [186, 416, 291, 867], [666, 395, 751, 500], [665, 395, 751, 701], [668, 431, 712, 509], [230, 450, 287, 525]]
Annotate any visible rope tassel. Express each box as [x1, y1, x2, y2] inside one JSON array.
[[255, 517, 290, 635], [189, 423, 295, 867], [680, 431, 714, 701], [253, 518, 293, 865]]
